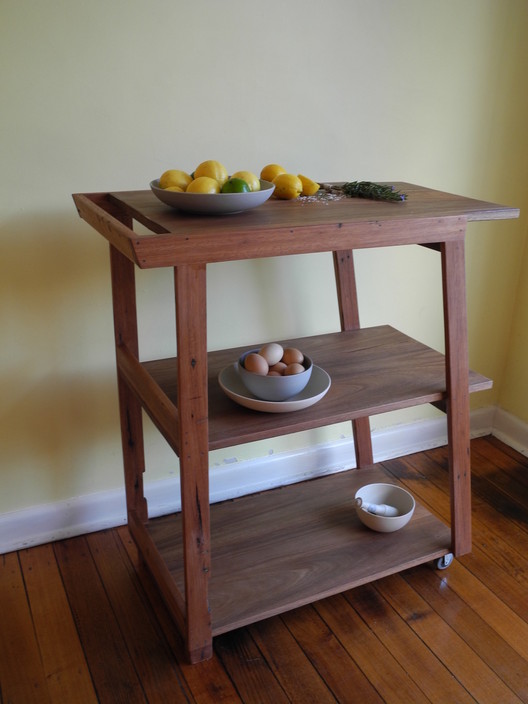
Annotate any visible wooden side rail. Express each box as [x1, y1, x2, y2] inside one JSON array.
[[73, 193, 140, 264], [128, 509, 186, 636], [116, 344, 180, 456]]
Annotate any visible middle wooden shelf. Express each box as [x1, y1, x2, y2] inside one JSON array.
[[128, 325, 491, 453]]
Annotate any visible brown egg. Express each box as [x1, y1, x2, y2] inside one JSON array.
[[244, 353, 269, 375], [284, 363, 305, 375], [269, 361, 287, 375], [259, 342, 284, 366], [267, 370, 282, 377], [282, 347, 304, 365]]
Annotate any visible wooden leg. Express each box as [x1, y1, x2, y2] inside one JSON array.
[[110, 245, 147, 523], [174, 264, 212, 662], [351, 417, 374, 467], [333, 250, 374, 467], [441, 237, 471, 556]]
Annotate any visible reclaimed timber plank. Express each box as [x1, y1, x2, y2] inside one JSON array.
[[87, 529, 193, 703], [173, 262, 212, 663], [346, 582, 476, 703], [404, 565, 528, 699], [441, 238, 471, 556], [315, 593, 430, 703], [248, 618, 337, 703], [484, 435, 528, 469], [110, 244, 148, 523], [116, 525, 242, 703], [0, 552, 52, 704], [142, 326, 491, 452], [383, 450, 528, 627], [376, 573, 524, 703], [434, 559, 528, 663], [215, 629, 290, 704], [333, 248, 373, 467], [53, 536, 146, 704], [468, 438, 528, 509], [146, 467, 450, 635], [127, 509, 187, 637], [116, 343, 180, 455], [281, 605, 384, 703], [97, 183, 519, 271], [18, 544, 98, 703]]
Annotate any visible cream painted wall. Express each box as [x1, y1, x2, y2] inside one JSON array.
[[1, 0, 527, 516], [499, 240, 528, 422]]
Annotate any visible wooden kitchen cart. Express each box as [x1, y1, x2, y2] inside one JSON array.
[[73, 182, 518, 663]]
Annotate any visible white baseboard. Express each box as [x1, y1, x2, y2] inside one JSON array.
[[491, 407, 528, 457], [0, 405, 521, 554], [2, 488, 129, 554]]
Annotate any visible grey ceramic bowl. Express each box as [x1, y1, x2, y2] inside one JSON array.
[[150, 179, 275, 214], [237, 349, 313, 402]]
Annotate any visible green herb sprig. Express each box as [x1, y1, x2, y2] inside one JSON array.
[[321, 181, 407, 202]]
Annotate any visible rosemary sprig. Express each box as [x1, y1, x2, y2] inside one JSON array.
[[321, 181, 407, 202]]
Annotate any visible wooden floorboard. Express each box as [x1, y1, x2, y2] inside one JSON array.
[[18, 543, 98, 703], [2, 435, 528, 703]]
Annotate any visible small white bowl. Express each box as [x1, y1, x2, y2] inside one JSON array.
[[150, 179, 275, 214], [237, 349, 313, 402], [355, 483, 415, 533]]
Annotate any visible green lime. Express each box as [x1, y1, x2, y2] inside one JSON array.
[[221, 177, 250, 194]]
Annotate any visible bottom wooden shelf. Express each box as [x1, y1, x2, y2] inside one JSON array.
[[145, 465, 451, 635]]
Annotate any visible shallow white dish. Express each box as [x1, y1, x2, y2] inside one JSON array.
[[218, 363, 331, 413], [150, 179, 275, 214]]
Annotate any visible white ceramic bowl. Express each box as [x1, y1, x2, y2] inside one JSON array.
[[237, 349, 313, 402], [354, 483, 415, 533], [150, 179, 275, 214]]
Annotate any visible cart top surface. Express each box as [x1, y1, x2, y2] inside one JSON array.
[[107, 181, 519, 235], [73, 182, 519, 268]]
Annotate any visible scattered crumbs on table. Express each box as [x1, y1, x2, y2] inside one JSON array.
[[299, 192, 345, 205]]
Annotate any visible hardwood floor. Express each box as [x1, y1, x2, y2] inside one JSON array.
[[2, 435, 528, 703]]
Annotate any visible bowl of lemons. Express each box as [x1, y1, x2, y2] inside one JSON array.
[[150, 160, 275, 214]]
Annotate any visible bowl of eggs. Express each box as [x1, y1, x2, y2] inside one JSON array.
[[237, 343, 313, 402]]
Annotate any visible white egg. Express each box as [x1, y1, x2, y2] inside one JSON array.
[[259, 342, 284, 366]]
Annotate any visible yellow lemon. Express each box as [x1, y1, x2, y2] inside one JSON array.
[[194, 160, 228, 186], [260, 163, 286, 182], [231, 170, 261, 192], [272, 173, 303, 200], [164, 185, 184, 192], [298, 174, 320, 197], [186, 176, 220, 194], [159, 169, 192, 190]]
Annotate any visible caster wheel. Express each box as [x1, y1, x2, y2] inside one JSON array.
[[436, 553, 454, 570]]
